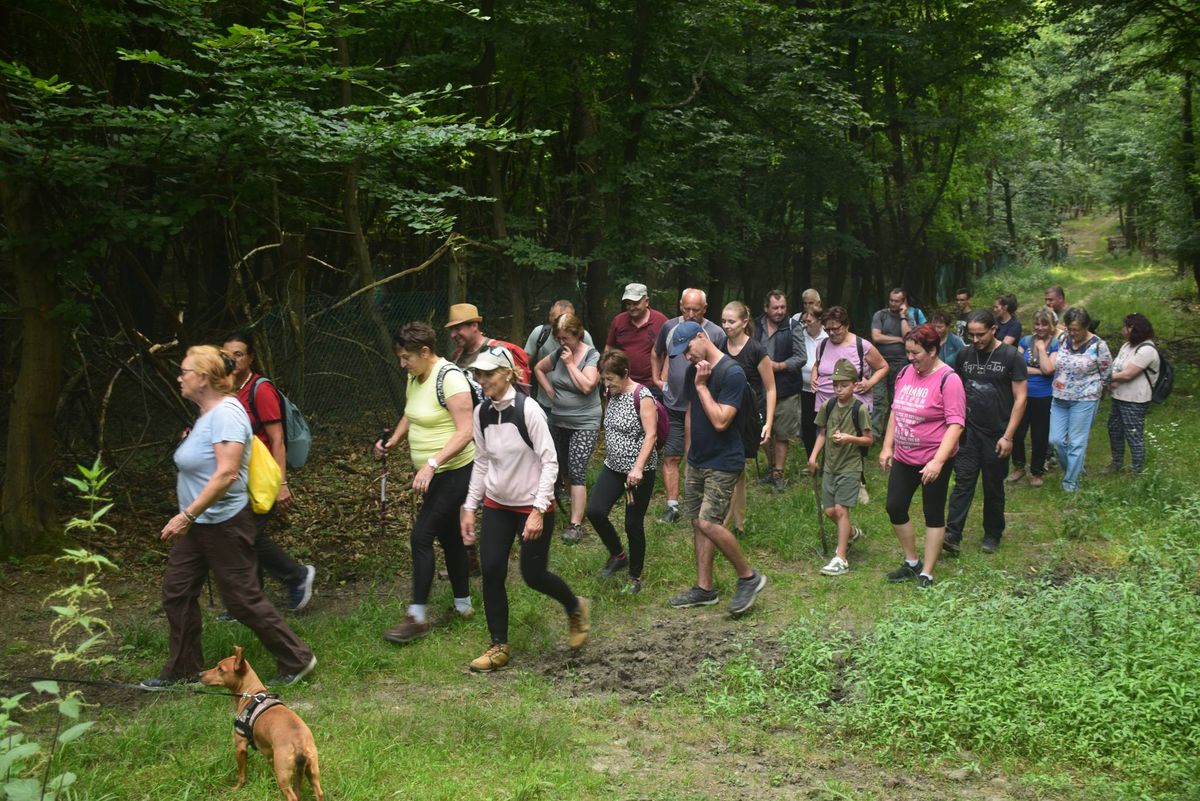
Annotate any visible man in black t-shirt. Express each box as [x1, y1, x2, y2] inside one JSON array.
[[944, 309, 1028, 555]]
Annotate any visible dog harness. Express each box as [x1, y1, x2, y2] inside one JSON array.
[[233, 692, 283, 751]]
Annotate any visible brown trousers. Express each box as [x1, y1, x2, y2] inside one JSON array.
[[159, 505, 313, 679]]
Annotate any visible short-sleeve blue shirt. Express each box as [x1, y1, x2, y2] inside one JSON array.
[[174, 396, 252, 523], [684, 356, 748, 473]]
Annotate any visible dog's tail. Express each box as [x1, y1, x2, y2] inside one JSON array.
[[293, 754, 307, 794]]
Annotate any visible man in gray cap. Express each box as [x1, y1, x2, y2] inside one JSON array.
[[665, 321, 767, 618], [652, 289, 726, 522], [605, 282, 667, 391]]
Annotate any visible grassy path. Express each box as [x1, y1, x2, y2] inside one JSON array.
[[13, 221, 1199, 801]]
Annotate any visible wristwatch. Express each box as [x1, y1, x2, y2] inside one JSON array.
[[426, 457, 439, 470]]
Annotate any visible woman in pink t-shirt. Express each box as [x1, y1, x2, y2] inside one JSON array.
[[810, 306, 889, 408], [879, 325, 966, 588]]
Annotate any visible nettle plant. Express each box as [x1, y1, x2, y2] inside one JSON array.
[[1, 460, 118, 801]]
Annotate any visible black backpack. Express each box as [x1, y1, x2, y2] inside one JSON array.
[[434, 363, 484, 408], [478, 392, 535, 451], [713, 358, 763, 459], [815, 335, 866, 380], [1135, 343, 1174, 404]]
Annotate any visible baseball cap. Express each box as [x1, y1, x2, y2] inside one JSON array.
[[668, 321, 704, 357], [622, 282, 649, 302], [466, 344, 514, 372]]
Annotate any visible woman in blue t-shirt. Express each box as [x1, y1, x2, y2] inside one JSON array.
[[142, 346, 315, 689], [1010, 308, 1060, 487]]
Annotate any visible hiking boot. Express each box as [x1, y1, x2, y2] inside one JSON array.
[[886, 561, 922, 583], [1100, 463, 1122, 476], [820, 556, 849, 576], [1029, 475, 1045, 488], [729, 571, 767, 617], [139, 675, 201, 690], [769, 472, 787, 492], [1006, 467, 1026, 484], [269, 655, 318, 686], [383, 614, 431, 644], [668, 586, 719, 608], [756, 472, 777, 486], [599, 552, 629, 577], [658, 506, 681, 524], [567, 597, 591, 649], [917, 574, 935, 589], [622, 577, 643, 595], [287, 565, 316, 612], [562, 524, 586, 544], [981, 535, 1001, 554], [942, 532, 962, 555], [469, 643, 510, 673]]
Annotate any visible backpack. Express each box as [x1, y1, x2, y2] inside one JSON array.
[[484, 338, 532, 391], [713, 358, 763, 459], [248, 377, 312, 469], [819, 396, 870, 467], [633, 383, 670, 452], [434, 362, 484, 409], [1135, 343, 1174, 403], [478, 391, 535, 451], [815, 335, 866, 381]]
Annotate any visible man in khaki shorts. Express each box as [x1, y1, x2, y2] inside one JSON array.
[[665, 321, 767, 618]]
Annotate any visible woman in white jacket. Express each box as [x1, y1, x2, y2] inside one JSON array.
[[460, 345, 591, 672]]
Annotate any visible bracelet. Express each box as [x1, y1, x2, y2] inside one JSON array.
[[280, 481, 289, 485], [182, 510, 198, 523]]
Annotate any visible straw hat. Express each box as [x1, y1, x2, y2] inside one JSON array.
[[445, 303, 483, 328]]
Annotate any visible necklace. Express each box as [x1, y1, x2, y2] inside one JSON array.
[[974, 343, 999, 372], [237, 373, 254, 392]]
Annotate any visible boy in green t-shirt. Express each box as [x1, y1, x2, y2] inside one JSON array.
[[807, 358, 874, 576]]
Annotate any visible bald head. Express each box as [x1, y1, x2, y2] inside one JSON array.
[[680, 288, 707, 323], [549, 299, 575, 324]]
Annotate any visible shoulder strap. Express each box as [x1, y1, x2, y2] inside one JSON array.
[[816, 338, 828, 367], [849, 399, 864, 437], [855, 336, 865, 379], [535, 324, 553, 355], [434, 363, 455, 408], [247, 376, 272, 430], [479, 394, 534, 451]]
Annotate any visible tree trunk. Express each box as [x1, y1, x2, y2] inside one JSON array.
[[0, 180, 65, 558], [1180, 70, 1200, 293]]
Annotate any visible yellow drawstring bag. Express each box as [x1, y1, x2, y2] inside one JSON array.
[[248, 436, 281, 514]]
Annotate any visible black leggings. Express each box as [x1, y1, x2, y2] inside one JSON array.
[[885, 457, 956, 529], [1012, 395, 1052, 476], [585, 465, 656, 579], [411, 463, 473, 605], [479, 506, 577, 645]]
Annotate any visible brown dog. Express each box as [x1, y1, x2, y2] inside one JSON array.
[[200, 646, 323, 801]]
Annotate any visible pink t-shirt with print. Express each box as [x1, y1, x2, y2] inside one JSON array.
[[892, 364, 966, 467]]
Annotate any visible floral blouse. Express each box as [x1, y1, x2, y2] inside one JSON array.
[[1052, 335, 1112, 401]]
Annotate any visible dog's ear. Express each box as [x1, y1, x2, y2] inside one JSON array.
[[233, 645, 245, 671]]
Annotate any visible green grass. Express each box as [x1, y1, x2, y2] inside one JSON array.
[[15, 219, 1200, 799]]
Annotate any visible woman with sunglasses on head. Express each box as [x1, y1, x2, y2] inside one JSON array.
[[719, 301, 776, 536], [376, 322, 478, 645], [462, 346, 590, 672], [1034, 307, 1113, 493], [1105, 313, 1160, 475], [534, 312, 602, 543], [143, 346, 315, 689]]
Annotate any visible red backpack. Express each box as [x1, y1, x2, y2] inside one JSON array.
[[633, 383, 670, 452], [483, 338, 532, 391]]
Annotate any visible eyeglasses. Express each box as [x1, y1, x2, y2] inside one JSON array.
[[228, 350, 247, 359], [824, 325, 845, 333], [179, 367, 196, 376], [965, 331, 991, 339]]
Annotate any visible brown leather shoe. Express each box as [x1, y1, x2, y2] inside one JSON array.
[[469, 643, 511, 672], [567, 597, 591, 649], [383, 614, 430, 644]]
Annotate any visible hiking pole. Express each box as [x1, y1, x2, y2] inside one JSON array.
[[811, 470, 829, 557], [378, 428, 390, 537]]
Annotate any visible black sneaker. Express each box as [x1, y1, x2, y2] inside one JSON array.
[[287, 565, 316, 612], [658, 506, 681, 524], [215, 610, 237, 623], [729, 571, 767, 618], [942, 532, 962, 555], [668, 586, 719, 608], [981, 535, 1001, 554], [139, 675, 201, 690], [268, 655, 317, 686], [886, 561, 922, 583], [917, 574, 935, 589], [599, 552, 629, 577]]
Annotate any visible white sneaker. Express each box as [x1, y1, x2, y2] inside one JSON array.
[[820, 556, 849, 576]]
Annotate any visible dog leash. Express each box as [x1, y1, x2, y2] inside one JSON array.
[[10, 675, 271, 700]]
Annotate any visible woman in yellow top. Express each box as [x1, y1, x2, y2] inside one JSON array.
[[376, 322, 478, 644]]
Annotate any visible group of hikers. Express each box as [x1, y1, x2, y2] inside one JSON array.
[[145, 280, 1166, 685]]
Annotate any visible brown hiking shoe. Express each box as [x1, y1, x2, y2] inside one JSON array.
[[567, 597, 591, 649], [383, 614, 430, 644], [469, 643, 511, 672]]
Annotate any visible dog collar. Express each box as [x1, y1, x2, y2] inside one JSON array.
[[233, 692, 283, 751]]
